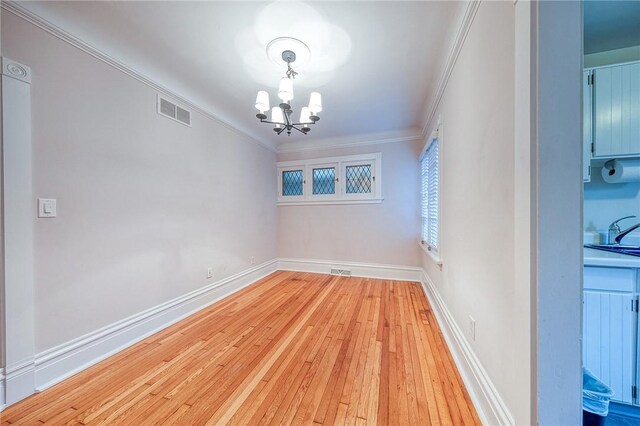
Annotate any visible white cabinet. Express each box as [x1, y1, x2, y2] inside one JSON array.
[[584, 70, 593, 182], [592, 62, 640, 158], [583, 266, 638, 404]]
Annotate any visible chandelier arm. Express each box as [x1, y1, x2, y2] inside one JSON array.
[[290, 125, 308, 135], [276, 127, 287, 135], [259, 120, 312, 127]]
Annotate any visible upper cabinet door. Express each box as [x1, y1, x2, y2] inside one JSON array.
[[584, 70, 592, 182], [593, 62, 640, 158]]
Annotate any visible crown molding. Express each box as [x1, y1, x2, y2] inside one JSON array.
[[1, 1, 277, 153], [420, 0, 481, 137], [276, 128, 423, 154]]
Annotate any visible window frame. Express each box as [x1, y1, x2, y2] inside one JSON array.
[[420, 126, 442, 265], [308, 162, 339, 201], [277, 153, 383, 205], [278, 165, 306, 202], [341, 160, 376, 201]]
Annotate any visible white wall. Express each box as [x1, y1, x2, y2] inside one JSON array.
[[278, 140, 422, 267], [2, 12, 278, 353], [421, 1, 522, 422], [584, 166, 640, 242]]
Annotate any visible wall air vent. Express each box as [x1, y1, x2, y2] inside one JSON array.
[[330, 268, 352, 277], [157, 94, 191, 127]]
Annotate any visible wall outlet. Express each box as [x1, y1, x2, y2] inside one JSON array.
[[207, 267, 213, 279], [250, 256, 255, 265], [468, 315, 476, 341]]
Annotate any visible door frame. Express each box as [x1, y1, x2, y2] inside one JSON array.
[[532, 1, 584, 424]]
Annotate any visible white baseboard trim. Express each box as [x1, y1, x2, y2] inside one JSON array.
[[420, 271, 514, 426], [0, 367, 5, 412], [32, 259, 279, 395], [4, 360, 35, 408], [278, 258, 423, 282]]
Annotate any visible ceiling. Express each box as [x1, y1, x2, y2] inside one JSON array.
[[584, 0, 640, 54], [18, 1, 464, 150]]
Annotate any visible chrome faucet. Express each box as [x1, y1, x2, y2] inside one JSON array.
[[608, 216, 640, 245]]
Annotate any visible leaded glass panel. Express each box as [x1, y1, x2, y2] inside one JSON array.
[[313, 167, 336, 195], [282, 170, 303, 196], [345, 164, 372, 194]]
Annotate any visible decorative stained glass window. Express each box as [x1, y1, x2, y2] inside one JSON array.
[[282, 170, 303, 196], [277, 154, 381, 204], [312, 167, 335, 195], [345, 164, 372, 194]]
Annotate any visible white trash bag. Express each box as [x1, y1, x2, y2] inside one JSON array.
[[583, 367, 614, 417]]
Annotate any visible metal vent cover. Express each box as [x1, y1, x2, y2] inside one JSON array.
[[176, 106, 191, 126], [330, 268, 352, 276], [157, 95, 191, 127], [160, 97, 176, 118]]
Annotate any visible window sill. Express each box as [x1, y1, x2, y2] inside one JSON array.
[[420, 242, 443, 267], [277, 198, 384, 206]]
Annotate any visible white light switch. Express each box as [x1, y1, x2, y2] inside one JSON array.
[[38, 198, 57, 218]]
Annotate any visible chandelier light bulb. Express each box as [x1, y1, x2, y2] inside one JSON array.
[[299, 106, 311, 124], [308, 92, 322, 113], [278, 77, 294, 102], [255, 90, 270, 112], [271, 106, 285, 124]]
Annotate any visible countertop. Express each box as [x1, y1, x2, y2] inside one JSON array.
[[584, 247, 640, 268]]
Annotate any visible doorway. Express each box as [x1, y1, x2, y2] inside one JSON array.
[[582, 1, 640, 424]]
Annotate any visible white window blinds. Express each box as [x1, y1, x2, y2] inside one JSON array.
[[421, 139, 439, 250]]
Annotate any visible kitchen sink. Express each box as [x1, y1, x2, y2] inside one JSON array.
[[585, 244, 640, 257]]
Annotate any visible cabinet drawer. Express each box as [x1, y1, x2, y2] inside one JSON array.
[[584, 266, 636, 292]]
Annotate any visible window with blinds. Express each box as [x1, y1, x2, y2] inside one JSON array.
[[421, 139, 439, 251]]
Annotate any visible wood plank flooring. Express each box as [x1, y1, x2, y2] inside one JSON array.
[[1, 271, 480, 425]]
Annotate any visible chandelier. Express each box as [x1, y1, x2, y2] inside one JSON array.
[[254, 41, 322, 136]]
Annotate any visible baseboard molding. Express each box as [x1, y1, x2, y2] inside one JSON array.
[[4, 360, 35, 408], [32, 259, 278, 395], [420, 271, 514, 426], [278, 258, 423, 282], [0, 367, 5, 411]]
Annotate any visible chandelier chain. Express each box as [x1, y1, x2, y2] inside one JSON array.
[[286, 62, 298, 80]]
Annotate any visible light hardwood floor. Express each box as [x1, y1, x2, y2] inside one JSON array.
[[1, 271, 480, 425]]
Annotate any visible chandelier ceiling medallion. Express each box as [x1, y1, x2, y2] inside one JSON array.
[[254, 37, 322, 136]]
